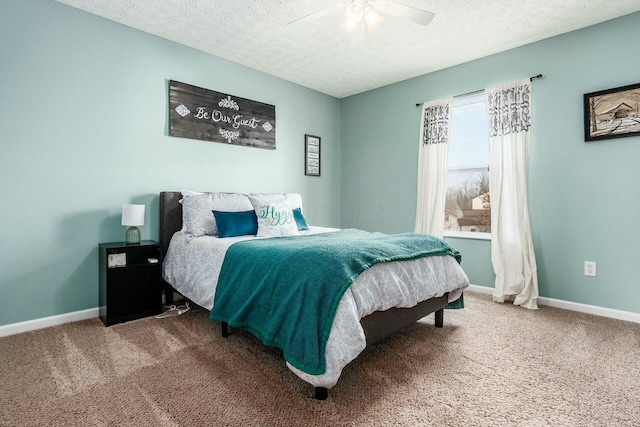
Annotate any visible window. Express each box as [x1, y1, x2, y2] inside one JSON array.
[[444, 92, 491, 238]]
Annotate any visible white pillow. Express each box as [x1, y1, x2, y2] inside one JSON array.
[[180, 190, 204, 202], [182, 192, 253, 237], [179, 190, 205, 232], [249, 192, 304, 212], [248, 195, 299, 237]]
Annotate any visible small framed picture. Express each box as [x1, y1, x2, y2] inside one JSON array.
[[304, 134, 321, 176], [584, 82, 640, 142]]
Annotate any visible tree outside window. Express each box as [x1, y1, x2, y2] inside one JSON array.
[[444, 93, 491, 236]]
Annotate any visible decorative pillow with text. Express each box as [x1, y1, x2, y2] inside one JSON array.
[[248, 195, 299, 237], [249, 193, 304, 212]]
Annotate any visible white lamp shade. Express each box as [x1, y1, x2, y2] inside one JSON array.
[[121, 204, 145, 226]]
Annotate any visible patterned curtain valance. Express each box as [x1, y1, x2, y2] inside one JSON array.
[[486, 79, 531, 137], [421, 99, 453, 145]]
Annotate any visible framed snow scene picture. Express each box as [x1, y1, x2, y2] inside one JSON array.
[[584, 82, 640, 142]]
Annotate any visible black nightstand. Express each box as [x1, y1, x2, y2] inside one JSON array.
[[99, 241, 162, 326]]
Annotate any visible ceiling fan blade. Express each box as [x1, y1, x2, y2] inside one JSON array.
[[373, 1, 435, 26], [287, 2, 348, 26]]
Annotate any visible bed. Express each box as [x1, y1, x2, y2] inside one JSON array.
[[159, 191, 469, 399]]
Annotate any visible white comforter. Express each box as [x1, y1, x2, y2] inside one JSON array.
[[162, 227, 469, 388]]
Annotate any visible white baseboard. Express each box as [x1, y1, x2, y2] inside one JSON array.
[[467, 284, 640, 324], [0, 308, 99, 338], [467, 284, 495, 295], [2, 286, 638, 338]]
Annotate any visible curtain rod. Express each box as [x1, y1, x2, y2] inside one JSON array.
[[414, 74, 543, 107]]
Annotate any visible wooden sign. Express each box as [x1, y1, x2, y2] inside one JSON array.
[[169, 80, 276, 150]]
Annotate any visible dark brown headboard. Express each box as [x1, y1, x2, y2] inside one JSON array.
[[159, 192, 183, 258]]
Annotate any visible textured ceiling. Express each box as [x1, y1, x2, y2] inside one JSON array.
[[55, 0, 640, 98]]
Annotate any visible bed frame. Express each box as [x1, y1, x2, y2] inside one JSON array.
[[159, 191, 449, 400]]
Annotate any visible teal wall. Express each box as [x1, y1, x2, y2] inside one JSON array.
[[2, 1, 639, 328], [341, 12, 640, 314], [0, 0, 341, 326]]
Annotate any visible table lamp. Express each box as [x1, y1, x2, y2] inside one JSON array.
[[122, 204, 145, 245]]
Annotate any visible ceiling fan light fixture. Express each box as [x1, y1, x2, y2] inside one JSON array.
[[364, 7, 383, 32], [344, 2, 364, 25], [373, 0, 388, 13]]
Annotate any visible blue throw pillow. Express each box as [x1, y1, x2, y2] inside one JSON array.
[[292, 208, 309, 231], [213, 210, 258, 238]]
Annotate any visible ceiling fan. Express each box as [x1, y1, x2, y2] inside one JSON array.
[[288, 1, 435, 37]]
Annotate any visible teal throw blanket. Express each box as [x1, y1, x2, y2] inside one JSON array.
[[209, 229, 461, 375]]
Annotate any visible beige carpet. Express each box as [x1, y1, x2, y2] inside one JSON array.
[[1, 292, 639, 426]]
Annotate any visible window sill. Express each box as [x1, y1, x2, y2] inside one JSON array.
[[443, 231, 491, 241]]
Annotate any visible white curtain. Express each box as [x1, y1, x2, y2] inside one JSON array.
[[486, 79, 539, 309], [414, 98, 453, 239]]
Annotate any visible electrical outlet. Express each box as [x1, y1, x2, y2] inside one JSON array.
[[584, 261, 596, 277]]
